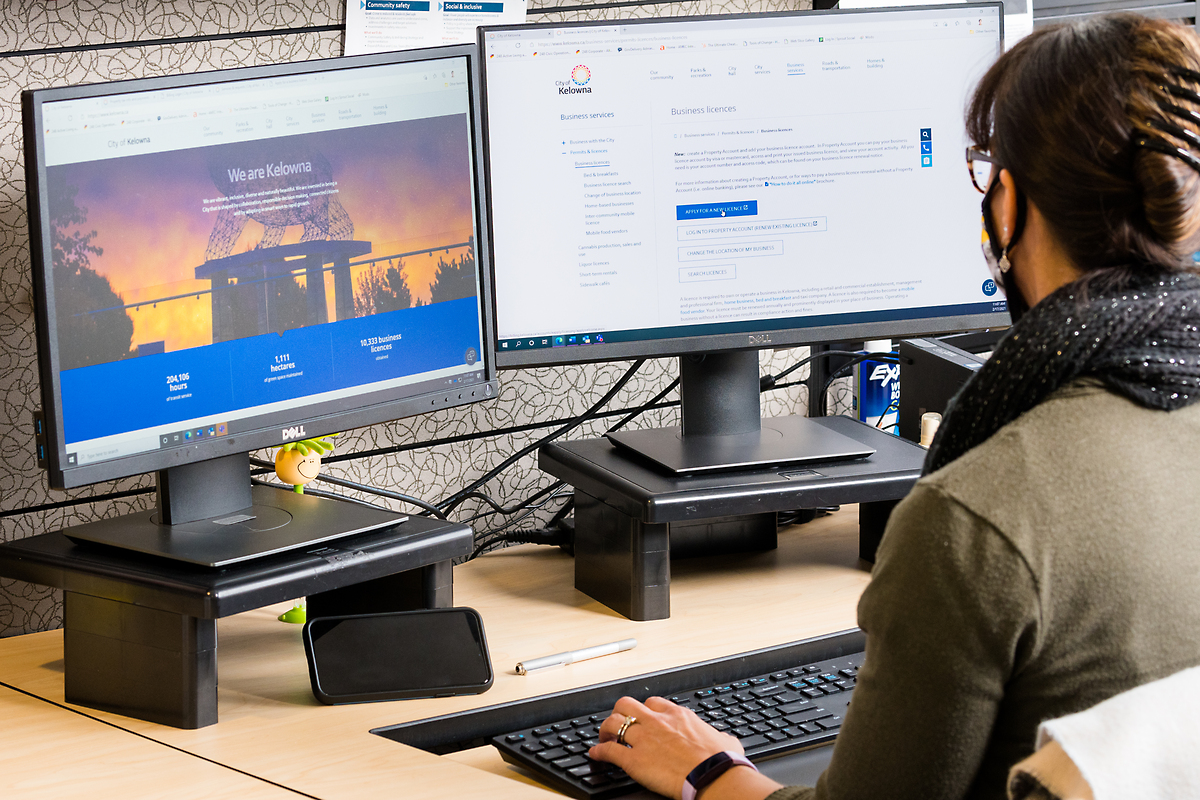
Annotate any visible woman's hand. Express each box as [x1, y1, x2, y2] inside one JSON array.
[[588, 696, 781, 800]]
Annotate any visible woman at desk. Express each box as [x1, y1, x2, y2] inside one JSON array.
[[589, 14, 1200, 800]]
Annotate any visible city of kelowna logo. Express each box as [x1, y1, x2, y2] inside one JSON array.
[[557, 64, 593, 94]]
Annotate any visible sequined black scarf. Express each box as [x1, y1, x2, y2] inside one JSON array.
[[924, 269, 1200, 475]]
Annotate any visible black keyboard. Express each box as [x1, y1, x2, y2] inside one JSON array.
[[491, 653, 861, 799]]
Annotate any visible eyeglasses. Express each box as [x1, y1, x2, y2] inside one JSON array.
[[965, 146, 1001, 194]]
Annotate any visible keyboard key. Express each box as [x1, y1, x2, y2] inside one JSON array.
[[553, 755, 587, 770], [820, 674, 838, 682], [558, 732, 580, 743], [582, 774, 612, 787], [732, 691, 754, 702], [726, 716, 748, 727], [804, 666, 821, 674], [775, 691, 801, 703], [779, 699, 813, 714], [788, 668, 807, 677], [565, 743, 588, 754], [537, 748, 568, 761], [786, 680, 807, 691], [568, 763, 599, 778], [751, 684, 784, 698], [695, 689, 715, 699], [552, 722, 572, 732], [699, 700, 720, 710], [802, 688, 824, 698], [718, 696, 741, 707], [743, 712, 765, 723], [740, 734, 769, 750], [804, 677, 823, 687], [733, 726, 754, 738], [731, 681, 751, 690], [714, 685, 734, 695], [540, 738, 559, 748], [532, 727, 554, 736], [590, 714, 606, 723], [799, 722, 822, 734], [839, 668, 857, 678], [520, 742, 544, 753], [708, 710, 728, 720], [756, 697, 781, 708], [670, 696, 692, 705], [571, 718, 591, 727], [761, 709, 783, 720], [836, 680, 855, 690], [817, 716, 843, 731], [749, 723, 772, 733], [820, 685, 842, 694], [505, 733, 525, 743], [749, 677, 768, 686], [770, 672, 789, 681], [711, 721, 731, 731], [766, 731, 788, 742], [784, 708, 829, 725]]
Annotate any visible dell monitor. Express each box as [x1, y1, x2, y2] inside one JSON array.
[[23, 44, 498, 565], [480, 4, 1006, 472]]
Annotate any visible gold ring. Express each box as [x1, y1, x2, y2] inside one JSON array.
[[616, 715, 638, 746]]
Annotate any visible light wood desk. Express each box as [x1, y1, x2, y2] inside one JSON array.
[[0, 506, 871, 800]]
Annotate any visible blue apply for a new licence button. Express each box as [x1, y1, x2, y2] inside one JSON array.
[[676, 200, 758, 221]]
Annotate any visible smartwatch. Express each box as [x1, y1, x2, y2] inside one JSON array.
[[682, 750, 758, 800]]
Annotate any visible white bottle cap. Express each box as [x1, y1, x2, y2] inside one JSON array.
[[864, 339, 892, 353], [919, 412, 942, 447]]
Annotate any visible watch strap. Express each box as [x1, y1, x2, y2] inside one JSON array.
[[682, 750, 758, 800]]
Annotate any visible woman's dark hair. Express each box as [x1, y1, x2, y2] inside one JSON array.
[[967, 14, 1200, 277]]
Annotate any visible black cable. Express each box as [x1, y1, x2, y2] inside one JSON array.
[[468, 484, 576, 559], [249, 456, 447, 520], [606, 377, 680, 433], [437, 359, 646, 513], [759, 349, 880, 392], [456, 481, 566, 525], [0, 486, 154, 519]]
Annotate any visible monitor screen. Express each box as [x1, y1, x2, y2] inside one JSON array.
[[25, 45, 497, 489], [481, 4, 1006, 368]]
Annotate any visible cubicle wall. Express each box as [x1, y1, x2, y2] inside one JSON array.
[[0, 0, 815, 637]]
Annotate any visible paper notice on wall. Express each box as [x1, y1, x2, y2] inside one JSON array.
[[345, 0, 528, 55]]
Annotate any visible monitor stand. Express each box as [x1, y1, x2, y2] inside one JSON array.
[[63, 453, 407, 567], [605, 350, 875, 474]]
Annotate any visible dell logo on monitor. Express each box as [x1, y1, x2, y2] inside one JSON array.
[[282, 425, 308, 441], [748, 334, 773, 346]]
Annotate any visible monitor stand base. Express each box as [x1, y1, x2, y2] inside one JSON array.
[[606, 415, 875, 474], [64, 483, 407, 567]]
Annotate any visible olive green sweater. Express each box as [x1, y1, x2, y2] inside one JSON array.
[[769, 380, 1200, 800]]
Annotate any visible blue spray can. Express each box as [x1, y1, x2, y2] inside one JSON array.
[[853, 339, 899, 434]]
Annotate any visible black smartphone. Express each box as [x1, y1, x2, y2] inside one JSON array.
[[302, 607, 493, 704]]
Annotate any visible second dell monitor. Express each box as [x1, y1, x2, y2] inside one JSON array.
[[482, 4, 1007, 367]]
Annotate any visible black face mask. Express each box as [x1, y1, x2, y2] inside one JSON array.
[[981, 177, 1030, 324]]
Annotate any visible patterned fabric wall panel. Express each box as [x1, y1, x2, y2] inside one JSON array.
[[0, 0, 825, 637], [0, 1, 344, 53]]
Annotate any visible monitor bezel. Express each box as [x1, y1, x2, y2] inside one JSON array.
[[24, 43, 499, 490], [478, 3, 1007, 369]]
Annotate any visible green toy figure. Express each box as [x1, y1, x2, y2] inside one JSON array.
[[273, 434, 337, 494], [274, 434, 337, 623]]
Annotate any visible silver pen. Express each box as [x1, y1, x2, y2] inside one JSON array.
[[516, 638, 638, 675]]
